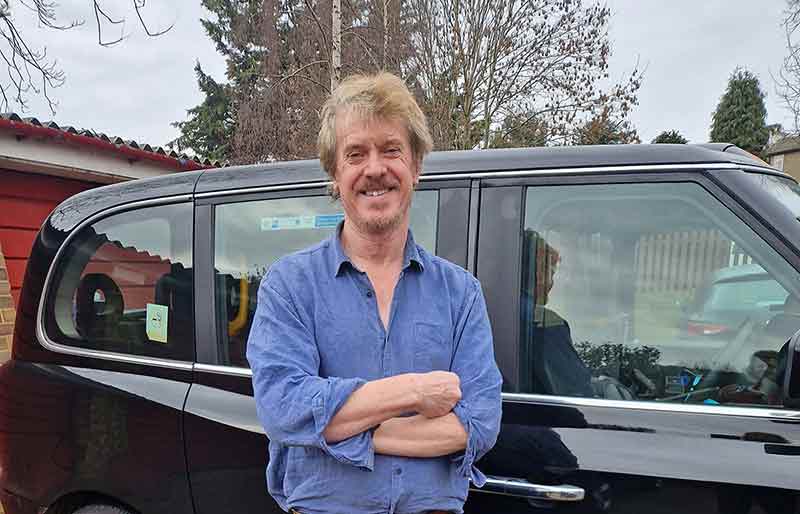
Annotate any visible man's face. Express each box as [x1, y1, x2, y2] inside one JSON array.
[[334, 113, 419, 235]]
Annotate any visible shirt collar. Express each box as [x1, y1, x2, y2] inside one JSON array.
[[331, 221, 425, 277]]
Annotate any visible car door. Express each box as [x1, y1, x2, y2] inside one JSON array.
[[467, 170, 800, 514], [184, 180, 470, 514]]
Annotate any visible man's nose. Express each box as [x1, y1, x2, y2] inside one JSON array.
[[363, 151, 386, 176]]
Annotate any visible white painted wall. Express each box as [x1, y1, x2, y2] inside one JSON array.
[[0, 131, 183, 184]]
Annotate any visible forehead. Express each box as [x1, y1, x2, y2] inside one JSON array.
[[335, 111, 410, 149]]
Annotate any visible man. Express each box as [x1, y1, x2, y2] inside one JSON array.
[[246, 72, 503, 514], [521, 230, 593, 397]]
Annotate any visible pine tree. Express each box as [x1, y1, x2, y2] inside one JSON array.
[[651, 130, 688, 144], [710, 68, 769, 156], [170, 0, 265, 161], [170, 63, 234, 161]]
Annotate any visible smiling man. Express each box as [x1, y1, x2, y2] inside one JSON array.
[[247, 72, 503, 514]]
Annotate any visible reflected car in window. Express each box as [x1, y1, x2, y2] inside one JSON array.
[[680, 263, 789, 338]]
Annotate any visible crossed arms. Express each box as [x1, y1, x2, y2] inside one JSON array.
[[246, 274, 502, 484], [324, 371, 467, 457]]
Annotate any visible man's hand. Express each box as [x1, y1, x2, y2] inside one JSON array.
[[415, 371, 462, 418]]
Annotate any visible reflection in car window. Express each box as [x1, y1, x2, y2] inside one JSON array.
[[213, 191, 439, 367], [45, 203, 194, 361], [742, 173, 800, 219], [519, 182, 799, 408]]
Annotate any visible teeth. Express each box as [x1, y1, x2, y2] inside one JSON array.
[[365, 189, 388, 197]]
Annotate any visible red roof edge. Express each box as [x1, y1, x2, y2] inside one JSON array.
[[0, 117, 213, 172]]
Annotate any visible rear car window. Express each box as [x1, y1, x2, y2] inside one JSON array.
[[43, 203, 194, 362]]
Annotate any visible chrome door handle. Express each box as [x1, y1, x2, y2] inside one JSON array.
[[471, 475, 585, 502]]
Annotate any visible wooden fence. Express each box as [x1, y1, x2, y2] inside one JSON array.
[[634, 230, 752, 294]]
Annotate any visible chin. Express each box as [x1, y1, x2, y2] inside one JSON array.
[[358, 213, 405, 234]]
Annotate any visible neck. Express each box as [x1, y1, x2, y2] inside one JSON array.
[[340, 219, 409, 268]]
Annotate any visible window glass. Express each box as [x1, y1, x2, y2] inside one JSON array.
[[520, 182, 799, 409], [45, 203, 193, 361], [741, 172, 800, 218], [214, 191, 439, 367]]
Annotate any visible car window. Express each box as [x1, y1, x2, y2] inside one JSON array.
[[44, 203, 193, 361], [519, 182, 799, 409], [213, 191, 439, 367]]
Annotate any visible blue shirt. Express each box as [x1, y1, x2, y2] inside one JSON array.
[[247, 227, 503, 514]]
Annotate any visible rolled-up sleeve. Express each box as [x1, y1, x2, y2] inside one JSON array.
[[449, 279, 503, 486], [246, 271, 375, 470]]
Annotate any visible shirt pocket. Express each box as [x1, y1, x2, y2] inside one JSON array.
[[413, 321, 453, 372]]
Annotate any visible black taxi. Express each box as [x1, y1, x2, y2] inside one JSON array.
[[1, 144, 799, 514]]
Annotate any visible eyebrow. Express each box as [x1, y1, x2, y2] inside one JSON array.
[[383, 138, 405, 147], [342, 143, 366, 154]]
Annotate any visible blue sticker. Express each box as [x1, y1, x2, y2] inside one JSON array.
[[315, 214, 344, 228]]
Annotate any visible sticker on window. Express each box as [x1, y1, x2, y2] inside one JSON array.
[[146, 303, 169, 343], [260, 214, 343, 231]]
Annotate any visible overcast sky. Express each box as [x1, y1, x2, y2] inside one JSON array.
[[20, 1, 796, 148]]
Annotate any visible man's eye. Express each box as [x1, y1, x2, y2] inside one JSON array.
[[386, 148, 400, 155]]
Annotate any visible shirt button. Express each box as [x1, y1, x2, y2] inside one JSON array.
[[394, 468, 402, 475], [366, 290, 373, 298]]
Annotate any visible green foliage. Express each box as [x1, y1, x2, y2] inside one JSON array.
[[572, 108, 639, 145], [651, 130, 688, 144], [491, 113, 549, 148], [171, 0, 264, 161], [710, 68, 769, 156], [170, 63, 234, 162], [575, 342, 662, 376]]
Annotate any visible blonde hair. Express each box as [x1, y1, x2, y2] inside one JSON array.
[[318, 72, 433, 182]]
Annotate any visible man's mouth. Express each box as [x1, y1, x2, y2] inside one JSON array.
[[362, 188, 390, 197]]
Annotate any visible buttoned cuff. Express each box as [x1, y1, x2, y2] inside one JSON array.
[[311, 377, 375, 470], [451, 400, 487, 486]]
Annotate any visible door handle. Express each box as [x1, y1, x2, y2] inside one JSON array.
[[471, 475, 585, 502]]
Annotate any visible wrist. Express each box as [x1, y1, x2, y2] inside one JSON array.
[[407, 373, 423, 411]]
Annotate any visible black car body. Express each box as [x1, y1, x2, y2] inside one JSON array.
[[2, 144, 800, 514]]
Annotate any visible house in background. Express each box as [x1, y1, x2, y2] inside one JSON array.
[[764, 136, 800, 181], [0, 114, 217, 361]]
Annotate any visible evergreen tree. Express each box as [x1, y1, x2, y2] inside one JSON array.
[[170, 63, 234, 161], [710, 68, 769, 156], [491, 113, 549, 148], [573, 108, 639, 145], [171, 0, 265, 161], [651, 130, 688, 144]]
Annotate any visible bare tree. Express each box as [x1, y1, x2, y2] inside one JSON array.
[[3, 1, 173, 113], [406, 0, 641, 150], [331, 0, 341, 89], [776, 0, 800, 134], [231, 0, 406, 163]]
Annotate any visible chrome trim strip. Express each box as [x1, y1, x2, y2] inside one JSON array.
[[195, 181, 330, 198], [181, 363, 800, 419], [423, 162, 777, 180], [502, 392, 800, 419], [473, 477, 585, 502], [192, 163, 783, 199], [36, 194, 195, 371], [195, 363, 253, 378]]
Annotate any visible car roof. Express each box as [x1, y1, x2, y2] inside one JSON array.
[[49, 143, 781, 232], [711, 263, 769, 283], [194, 143, 777, 194]]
